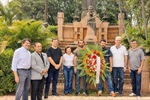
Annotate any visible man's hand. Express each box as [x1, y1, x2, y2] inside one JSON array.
[[74, 67, 77, 74], [15, 75, 19, 83], [109, 67, 112, 72], [137, 67, 142, 74], [55, 65, 60, 69], [124, 67, 126, 72], [41, 69, 47, 75]]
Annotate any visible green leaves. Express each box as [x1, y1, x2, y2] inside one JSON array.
[[76, 44, 109, 87]]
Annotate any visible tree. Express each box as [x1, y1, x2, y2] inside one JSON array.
[[0, 0, 22, 25], [96, 0, 120, 23]]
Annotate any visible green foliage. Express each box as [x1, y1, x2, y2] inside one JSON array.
[[0, 49, 16, 95], [48, 26, 58, 35], [0, 18, 57, 95]]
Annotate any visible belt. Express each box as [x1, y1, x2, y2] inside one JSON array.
[[17, 68, 31, 70]]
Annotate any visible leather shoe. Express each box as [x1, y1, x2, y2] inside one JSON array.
[[52, 92, 59, 96], [44, 94, 48, 99]]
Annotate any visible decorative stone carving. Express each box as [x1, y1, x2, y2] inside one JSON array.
[[82, 0, 96, 18]]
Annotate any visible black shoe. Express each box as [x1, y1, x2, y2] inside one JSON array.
[[68, 92, 72, 94], [118, 93, 122, 96], [83, 91, 89, 96], [52, 92, 59, 96], [64, 92, 68, 95], [75, 92, 79, 96], [44, 94, 48, 99]]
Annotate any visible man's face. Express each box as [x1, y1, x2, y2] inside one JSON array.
[[34, 43, 42, 53], [52, 39, 58, 47], [100, 41, 106, 48], [131, 41, 137, 49], [78, 41, 84, 48], [22, 40, 30, 50], [115, 39, 121, 46]]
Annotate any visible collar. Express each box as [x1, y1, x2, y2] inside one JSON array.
[[115, 44, 122, 49], [21, 46, 29, 51]]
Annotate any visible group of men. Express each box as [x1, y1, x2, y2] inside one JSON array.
[[11, 36, 144, 100]]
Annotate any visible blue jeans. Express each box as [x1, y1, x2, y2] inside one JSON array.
[[45, 69, 59, 95], [98, 72, 114, 92], [16, 69, 31, 100], [76, 70, 87, 93], [130, 70, 141, 96], [63, 65, 74, 94], [112, 67, 124, 94]]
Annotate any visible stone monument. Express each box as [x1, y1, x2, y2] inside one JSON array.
[[82, 0, 96, 18], [84, 5, 97, 44]]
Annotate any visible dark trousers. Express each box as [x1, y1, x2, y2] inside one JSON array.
[[31, 77, 45, 100], [45, 70, 59, 95], [112, 67, 124, 94], [130, 70, 141, 96]]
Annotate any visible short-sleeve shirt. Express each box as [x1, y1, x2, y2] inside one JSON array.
[[102, 47, 112, 67], [46, 47, 62, 71], [73, 48, 83, 65], [110, 45, 128, 67], [128, 48, 145, 70]]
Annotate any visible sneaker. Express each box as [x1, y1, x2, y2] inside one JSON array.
[[129, 93, 136, 97], [115, 92, 119, 94], [98, 91, 102, 96], [137, 96, 141, 100], [110, 92, 116, 97], [83, 91, 89, 96]]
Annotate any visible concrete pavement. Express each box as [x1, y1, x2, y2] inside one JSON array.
[[0, 96, 150, 100]]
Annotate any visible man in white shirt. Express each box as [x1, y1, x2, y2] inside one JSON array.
[[110, 36, 128, 96], [12, 38, 31, 100]]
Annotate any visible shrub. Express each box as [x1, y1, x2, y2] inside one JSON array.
[[0, 49, 16, 95]]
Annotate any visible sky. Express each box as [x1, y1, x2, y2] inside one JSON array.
[[0, 0, 12, 6]]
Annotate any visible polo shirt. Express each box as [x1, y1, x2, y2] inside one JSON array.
[[128, 48, 145, 70], [110, 45, 128, 67]]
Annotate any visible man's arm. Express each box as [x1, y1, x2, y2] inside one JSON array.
[[138, 60, 145, 74], [109, 57, 113, 72], [12, 50, 19, 83], [48, 57, 57, 68], [124, 55, 128, 72], [58, 56, 63, 68], [74, 56, 77, 73]]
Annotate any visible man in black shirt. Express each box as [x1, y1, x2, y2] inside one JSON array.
[[44, 39, 63, 98]]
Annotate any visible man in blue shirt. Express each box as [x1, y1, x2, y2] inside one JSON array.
[[98, 39, 116, 97]]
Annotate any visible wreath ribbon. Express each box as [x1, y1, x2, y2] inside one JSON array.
[[96, 56, 101, 84]]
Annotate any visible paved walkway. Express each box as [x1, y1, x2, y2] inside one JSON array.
[[0, 96, 150, 100]]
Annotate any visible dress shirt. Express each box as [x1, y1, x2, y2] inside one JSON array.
[[63, 53, 74, 67], [11, 47, 31, 71]]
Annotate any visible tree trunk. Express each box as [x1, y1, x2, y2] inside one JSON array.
[[117, 0, 130, 43], [141, 0, 148, 40]]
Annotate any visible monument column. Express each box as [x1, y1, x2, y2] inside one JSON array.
[[118, 13, 124, 35], [57, 12, 64, 41]]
